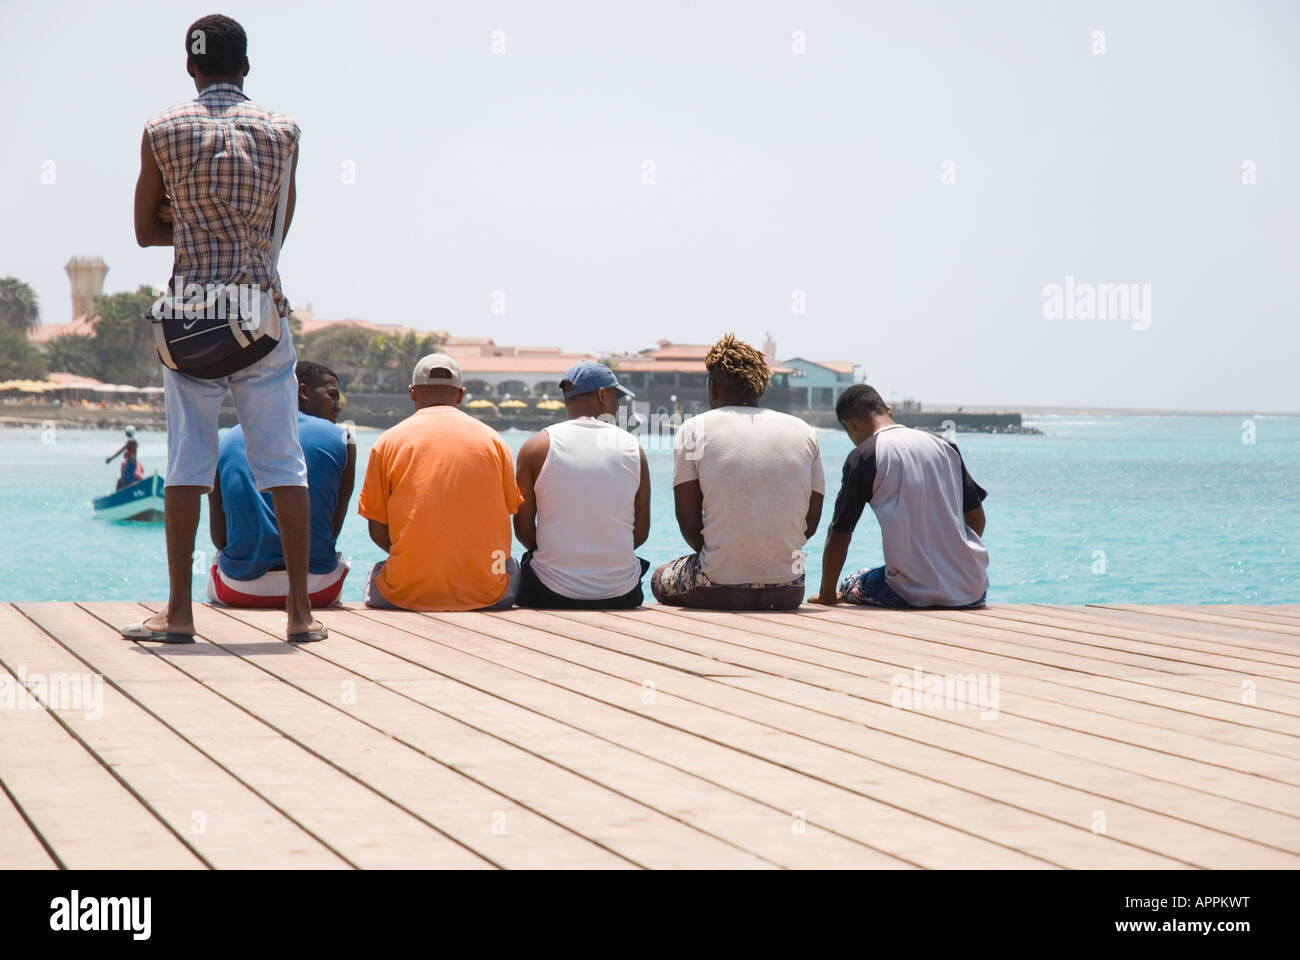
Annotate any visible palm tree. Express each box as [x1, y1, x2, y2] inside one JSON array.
[[0, 277, 40, 333]]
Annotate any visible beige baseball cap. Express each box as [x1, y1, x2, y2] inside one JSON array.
[[411, 353, 463, 388]]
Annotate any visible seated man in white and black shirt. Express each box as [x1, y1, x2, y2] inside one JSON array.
[[810, 384, 989, 609]]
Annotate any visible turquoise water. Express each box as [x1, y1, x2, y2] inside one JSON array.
[[0, 414, 1296, 604]]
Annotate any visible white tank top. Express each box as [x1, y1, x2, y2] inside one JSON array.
[[531, 417, 643, 599]]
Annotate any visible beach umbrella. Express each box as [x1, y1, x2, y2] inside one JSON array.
[[535, 399, 565, 410], [498, 399, 528, 409], [465, 399, 498, 410]]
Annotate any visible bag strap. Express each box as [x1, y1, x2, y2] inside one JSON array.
[[267, 149, 293, 276]]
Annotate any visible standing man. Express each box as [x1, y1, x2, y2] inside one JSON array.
[[358, 354, 523, 611], [514, 361, 651, 609], [123, 14, 325, 643], [809, 384, 989, 609], [652, 334, 825, 610]]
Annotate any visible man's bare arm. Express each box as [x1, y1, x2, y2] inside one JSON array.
[[632, 447, 651, 548], [134, 129, 172, 247], [804, 491, 824, 540], [673, 479, 705, 553], [332, 442, 357, 539], [809, 529, 852, 605], [368, 519, 392, 553], [965, 504, 986, 537], [513, 432, 548, 551]]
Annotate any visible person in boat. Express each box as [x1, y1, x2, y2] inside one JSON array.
[[652, 334, 825, 610], [206, 361, 356, 608], [808, 384, 989, 609], [358, 354, 523, 611], [105, 426, 143, 490], [514, 361, 651, 609]]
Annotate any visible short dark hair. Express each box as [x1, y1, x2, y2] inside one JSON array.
[[296, 360, 339, 389], [186, 14, 247, 77], [836, 383, 889, 422]]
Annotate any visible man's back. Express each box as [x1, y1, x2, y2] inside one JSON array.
[[674, 406, 824, 584], [531, 417, 642, 599], [835, 424, 989, 606], [216, 413, 348, 579], [359, 406, 522, 611], [146, 83, 299, 316]]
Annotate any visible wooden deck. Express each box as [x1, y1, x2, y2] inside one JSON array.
[[1, 601, 1298, 869]]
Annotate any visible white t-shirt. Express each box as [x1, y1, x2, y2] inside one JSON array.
[[829, 423, 989, 606], [673, 406, 825, 585]]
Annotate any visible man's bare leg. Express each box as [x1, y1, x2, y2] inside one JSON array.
[[270, 485, 316, 637], [142, 485, 202, 635]]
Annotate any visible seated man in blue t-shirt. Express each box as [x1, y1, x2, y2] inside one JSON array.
[[206, 361, 357, 607]]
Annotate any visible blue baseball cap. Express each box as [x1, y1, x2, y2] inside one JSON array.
[[560, 361, 635, 400]]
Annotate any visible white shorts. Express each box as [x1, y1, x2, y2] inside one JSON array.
[[162, 319, 307, 492], [206, 554, 350, 608]]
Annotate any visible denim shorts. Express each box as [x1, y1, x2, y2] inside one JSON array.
[[162, 319, 307, 492], [840, 565, 987, 609]]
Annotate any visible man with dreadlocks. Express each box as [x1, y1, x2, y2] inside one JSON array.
[[652, 334, 825, 610]]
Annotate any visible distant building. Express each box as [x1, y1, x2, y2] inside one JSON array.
[[783, 358, 864, 410], [604, 340, 796, 416]]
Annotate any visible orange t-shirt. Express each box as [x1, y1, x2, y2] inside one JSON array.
[[358, 405, 523, 611]]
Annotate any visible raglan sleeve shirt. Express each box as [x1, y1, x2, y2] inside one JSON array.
[[829, 441, 876, 535], [948, 441, 989, 513]]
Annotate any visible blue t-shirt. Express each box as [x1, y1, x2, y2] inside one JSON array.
[[216, 412, 350, 580]]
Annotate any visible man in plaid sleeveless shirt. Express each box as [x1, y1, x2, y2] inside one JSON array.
[[128, 14, 326, 644]]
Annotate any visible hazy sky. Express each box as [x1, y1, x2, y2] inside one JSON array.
[[2, 0, 1297, 410]]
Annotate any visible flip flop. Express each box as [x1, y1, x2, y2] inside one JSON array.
[[120, 622, 196, 644], [287, 621, 328, 644]]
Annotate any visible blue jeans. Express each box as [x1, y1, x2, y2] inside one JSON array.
[[840, 566, 987, 609]]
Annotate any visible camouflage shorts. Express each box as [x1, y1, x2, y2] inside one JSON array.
[[651, 553, 805, 611]]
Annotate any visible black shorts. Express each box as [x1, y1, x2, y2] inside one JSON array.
[[518, 552, 650, 610]]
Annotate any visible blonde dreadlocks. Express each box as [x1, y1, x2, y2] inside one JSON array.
[[705, 333, 772, 398]]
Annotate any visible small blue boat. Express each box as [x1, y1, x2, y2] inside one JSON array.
[[93, 473, 165, 522]]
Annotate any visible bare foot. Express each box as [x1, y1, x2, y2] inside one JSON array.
[[144, 609, 196, 636]]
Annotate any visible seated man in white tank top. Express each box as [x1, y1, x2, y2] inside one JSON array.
[[514, 361, 651, 609]]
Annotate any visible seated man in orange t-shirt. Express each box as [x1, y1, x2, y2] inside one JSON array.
[[358, 354, 523, 611]]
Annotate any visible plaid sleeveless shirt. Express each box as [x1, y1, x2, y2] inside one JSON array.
[[145, 83, 300, 319]]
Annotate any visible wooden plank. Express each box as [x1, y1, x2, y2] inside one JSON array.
[[632, 606, 1300, 814], [652, 605, 1300, 776], [59, 602, 494, 869], [1052, 605, 1300, 657], [444, 611, 1186, 868], [113, 602, 632, 870], [0, 603, 348, 870], [224, 605, 904, 869], [340, 607, 1054, 868], [188, 603, 776, 870], [969, 608, 1300, 710], [967, 606, 1300, 670], [541, 609, 1300, 866], [1089, 604, 1300, 643], [0, 612, 204, 870], [996, 605, 1300, 666], [0, 779, 57, 869]]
